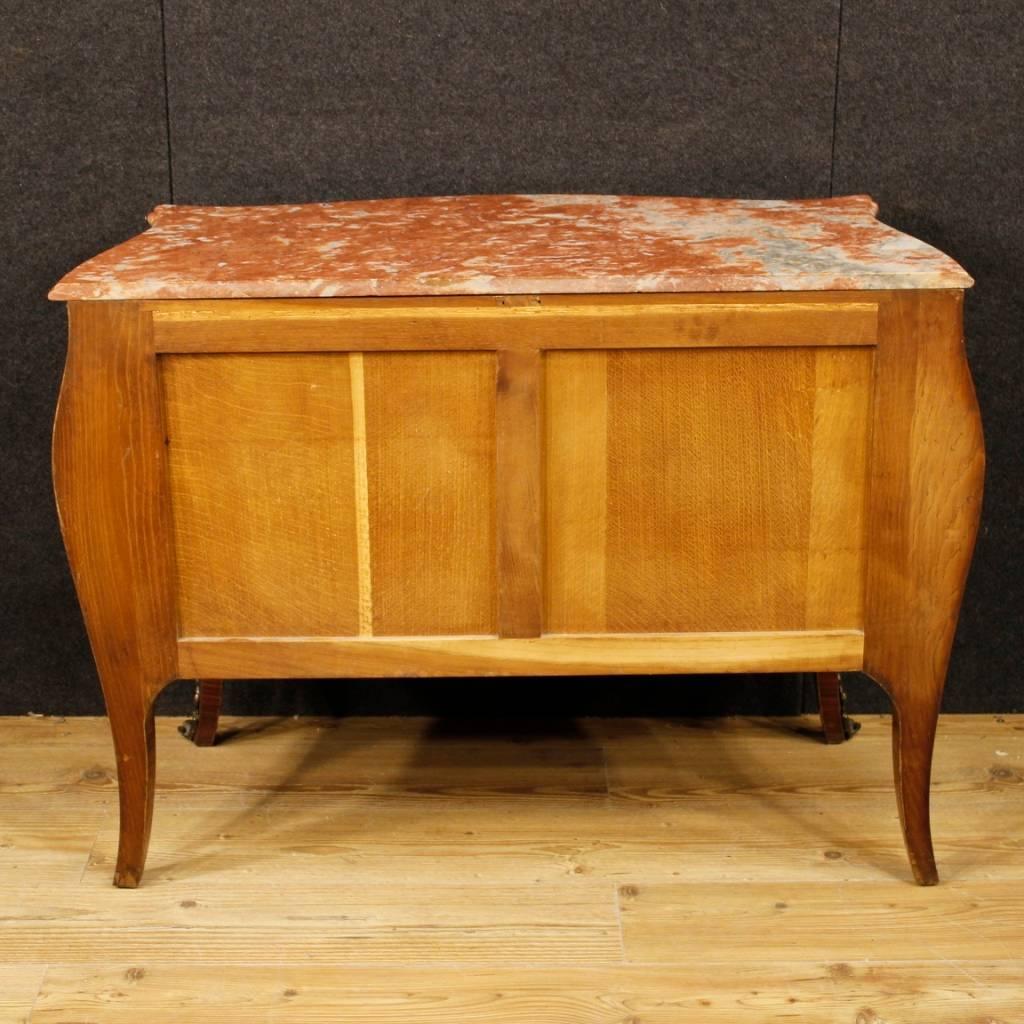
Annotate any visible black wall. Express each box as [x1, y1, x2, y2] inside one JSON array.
[[2, 1, 1020, 717]]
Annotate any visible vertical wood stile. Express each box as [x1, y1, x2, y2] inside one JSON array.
[[544, 351, 609, 633], [348, 352, 374, 637], [495, 348, 544, 638]]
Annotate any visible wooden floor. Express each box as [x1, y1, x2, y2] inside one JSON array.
[[1, 713, 1022, 1022]]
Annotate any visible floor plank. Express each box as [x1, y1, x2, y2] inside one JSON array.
[[30, 963, 1024, 1023], [0, 965, 46, 1024], [619, 879, 1024, 962], [1, 881, 619, 966], [0, 795, 111, 887]]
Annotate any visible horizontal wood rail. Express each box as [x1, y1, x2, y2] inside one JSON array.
[[177, 630, 865, 679], [149, 295, 879, 352]]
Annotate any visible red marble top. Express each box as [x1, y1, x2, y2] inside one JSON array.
[[50, 194, 972, 300]]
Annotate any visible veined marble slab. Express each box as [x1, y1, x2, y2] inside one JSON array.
[[50, 193, 971, 300]]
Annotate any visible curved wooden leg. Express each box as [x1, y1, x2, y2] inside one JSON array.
[[180, 680, 223, 747], [889, 689, 941, 885], [816, 672, 857, 744], [53, 302, 179, 887], [863, 291, 985, 886], [108, 688, 158, 888]]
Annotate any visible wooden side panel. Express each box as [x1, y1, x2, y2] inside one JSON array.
[[362, 352, 497, 636], [163, 354, 361, 637], [545, 347, 872, 634]]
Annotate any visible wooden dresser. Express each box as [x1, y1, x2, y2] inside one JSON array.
[[50, 194, 984, 887]]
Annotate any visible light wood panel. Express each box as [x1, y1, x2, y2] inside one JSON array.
[[0, 794, 110, 888], [0, 965, 46, 1024], [148, 293, 879, 352], [177, 630, 865, 679], [545, 347, 873, 634], [162, 354, 361, 637], [1, 882, 618, 966], [619, 880, 1024, 962], [544, 351, 608, 633], [30, 963, 1024, 1024], [362, 352, 497, 635]]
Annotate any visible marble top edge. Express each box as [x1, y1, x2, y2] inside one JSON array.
[[141, 193, 885, 227], [50, 193, 972, 300]]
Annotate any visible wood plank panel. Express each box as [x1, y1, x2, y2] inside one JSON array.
[[0, 883, 619, 966], [149, 294, 879, 352], [362, 353, 497, 635], [0, 964, 46, 1024], [0, 794, 110, 888], [619, 880, 1024, 963], [545, 348, 872, 633], [162, 355, 360, 637], [177, 630, 864, 679], [495, 350, 543, 637], [30, 963, 1024, 1024]]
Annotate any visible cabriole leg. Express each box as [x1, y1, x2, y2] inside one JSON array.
[[52, 301, 178, 888], [888, 688, 942, 885], [107, 687, 158, 888], [863, 290, 984, 885]]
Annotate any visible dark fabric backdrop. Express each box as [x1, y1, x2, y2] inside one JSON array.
[[2, 1, 1020, 717]]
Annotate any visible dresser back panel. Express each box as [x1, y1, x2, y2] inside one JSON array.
[[156, 296, 875, 645]]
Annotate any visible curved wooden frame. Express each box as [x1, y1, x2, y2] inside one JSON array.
[[53, 290, 983, 887]]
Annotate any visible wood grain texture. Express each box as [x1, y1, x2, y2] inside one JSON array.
[[2, 882, 619, 967], [149, 293, 879, 352], [9, 714, 1024, 1019], [545, 347, 872, 633], [619, 880, 1024, 962], [863, 289, 986, 885], [362, 352, 497, 636], [495, 349, 543, 637], [30, 962, 1024, 1024], [52, 302, 179, 888], [0, 964, 46, 1024], [348, 353, 374, 635], [544, 351, 608, 633], [177, 631, 864, 678], [806, 349, 874, 628], [162, 354, 361, 637]]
